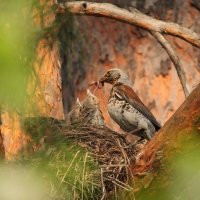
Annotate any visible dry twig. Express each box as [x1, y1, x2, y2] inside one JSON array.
[[62, 125, 139, 194], [151, 31, 190, 97]]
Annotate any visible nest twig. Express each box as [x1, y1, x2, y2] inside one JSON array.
[[61, 125, 139, 197], [23, 117, 144, 199]]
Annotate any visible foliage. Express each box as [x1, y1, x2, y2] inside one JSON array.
[[25, 141, 101, 200], [134, 130, 200, 200], [0, 143, 101, 200], [0, 117, 102, 200], [0, 1, 37, 110]]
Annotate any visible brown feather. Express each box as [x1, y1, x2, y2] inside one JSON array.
[[112, 82, 161, 130]]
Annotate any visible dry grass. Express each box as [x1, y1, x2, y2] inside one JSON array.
[[23, 117, 142, 199], [57, 124, 138, 199]]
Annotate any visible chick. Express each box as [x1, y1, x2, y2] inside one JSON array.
[[80, 89, 105, 127], [66, 98, 82, 125]]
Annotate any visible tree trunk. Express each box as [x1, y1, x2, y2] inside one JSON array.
[[0, 1, 64, 159], [33, 40, 64, 119], [132, 84, 200, 198], [0, 117, 5, 159]]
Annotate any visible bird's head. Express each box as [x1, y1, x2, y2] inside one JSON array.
[[99, 68, 131, 86], [75, 98, 82, 108], [82, 89, 100, 108], [72, 98, 83, 116]]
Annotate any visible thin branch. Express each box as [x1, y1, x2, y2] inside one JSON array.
[[57, 1, 200, 48], [151, 31, 190, 97]]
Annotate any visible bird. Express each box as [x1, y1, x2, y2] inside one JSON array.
[[99, 68, 161, 140], [66, 90, 105, 127], [80, 89, 105, 127], [66, 98, 83, 125]]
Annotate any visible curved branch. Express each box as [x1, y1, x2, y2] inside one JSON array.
[[58, 1, 200, 48], [151, 31, 190, 97]]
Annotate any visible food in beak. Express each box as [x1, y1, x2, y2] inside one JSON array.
[[89, 80, 104, 89]]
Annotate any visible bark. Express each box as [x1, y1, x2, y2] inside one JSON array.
[[0, 122, 5, 159], [32, 40, 64, 120], [129, 6, 190, 97], [132, 84, 200, 196], [58, 1, 200, 47], [151, 31, 190, 97], [0, 112, 25, 159], [0, 1, 64, 159]]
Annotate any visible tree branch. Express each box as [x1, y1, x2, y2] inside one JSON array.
[[58, 1, 200, 48], [151, 31, 190, 97]]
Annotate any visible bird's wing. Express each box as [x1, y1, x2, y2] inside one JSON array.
[[113, 83, 161, 130]]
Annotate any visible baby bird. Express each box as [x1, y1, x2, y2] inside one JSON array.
[[80, 89, 105, 127], [66, 98, 82, 125], [66, 90, 105, 127]]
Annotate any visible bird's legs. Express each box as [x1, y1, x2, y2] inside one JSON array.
[[128, 128, 143, 136], [126, 128, 147, 144], [123, 128, 143, 144]]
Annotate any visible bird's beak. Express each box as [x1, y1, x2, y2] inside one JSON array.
[[99, 74, 115, 85], [76, 98, 82, 107], [99, 75, 108, 86], [99, 76, 107, 83], [87, 89, 101, 101], [87, 89, 93, 95]]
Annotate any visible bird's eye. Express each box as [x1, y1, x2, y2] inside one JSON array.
[[107, 71, 110, 75]]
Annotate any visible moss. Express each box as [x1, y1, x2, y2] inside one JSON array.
[[193, 115, 200, 129], [21, 117, 102, 199], [131, 129, 200, 200], [25, 142, 101, 199]]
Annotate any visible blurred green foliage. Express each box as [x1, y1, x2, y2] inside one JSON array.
[[0, 142, 101, 200], [0, 0, 84, 114], [0, 1, 37, 109], [0, 117, 102, 200], [114, 129, 200, 200], [25, 141, 101, 200], [136, 130, 200, 200], [0, 1, 101, 198], [22, 117, 102, 200]]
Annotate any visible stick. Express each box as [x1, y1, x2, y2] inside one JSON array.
[[151, 31, 190, 97], [58, 1, 200, 48]]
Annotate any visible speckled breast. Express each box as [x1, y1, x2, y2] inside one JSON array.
[[108, 96, 131, 131], [108, 96, 155, 133]]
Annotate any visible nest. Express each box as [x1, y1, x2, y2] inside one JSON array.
[[23, 117, 144, 199], [61, 125, 142, 197]]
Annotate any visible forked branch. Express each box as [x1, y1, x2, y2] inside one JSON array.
[[58, 1, 200, 48]]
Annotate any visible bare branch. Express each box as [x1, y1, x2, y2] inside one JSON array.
[[151, 31, 190, 97], [58, 1, 200, 48]]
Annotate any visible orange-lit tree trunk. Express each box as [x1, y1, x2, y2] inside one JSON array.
[[0, 118, 5, 159], [131, 84, 200, 197], [0, 46, 64, 159], [0, 1, 64, 159]]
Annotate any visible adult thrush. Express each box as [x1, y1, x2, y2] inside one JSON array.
[[99, 68, 161, 140]]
